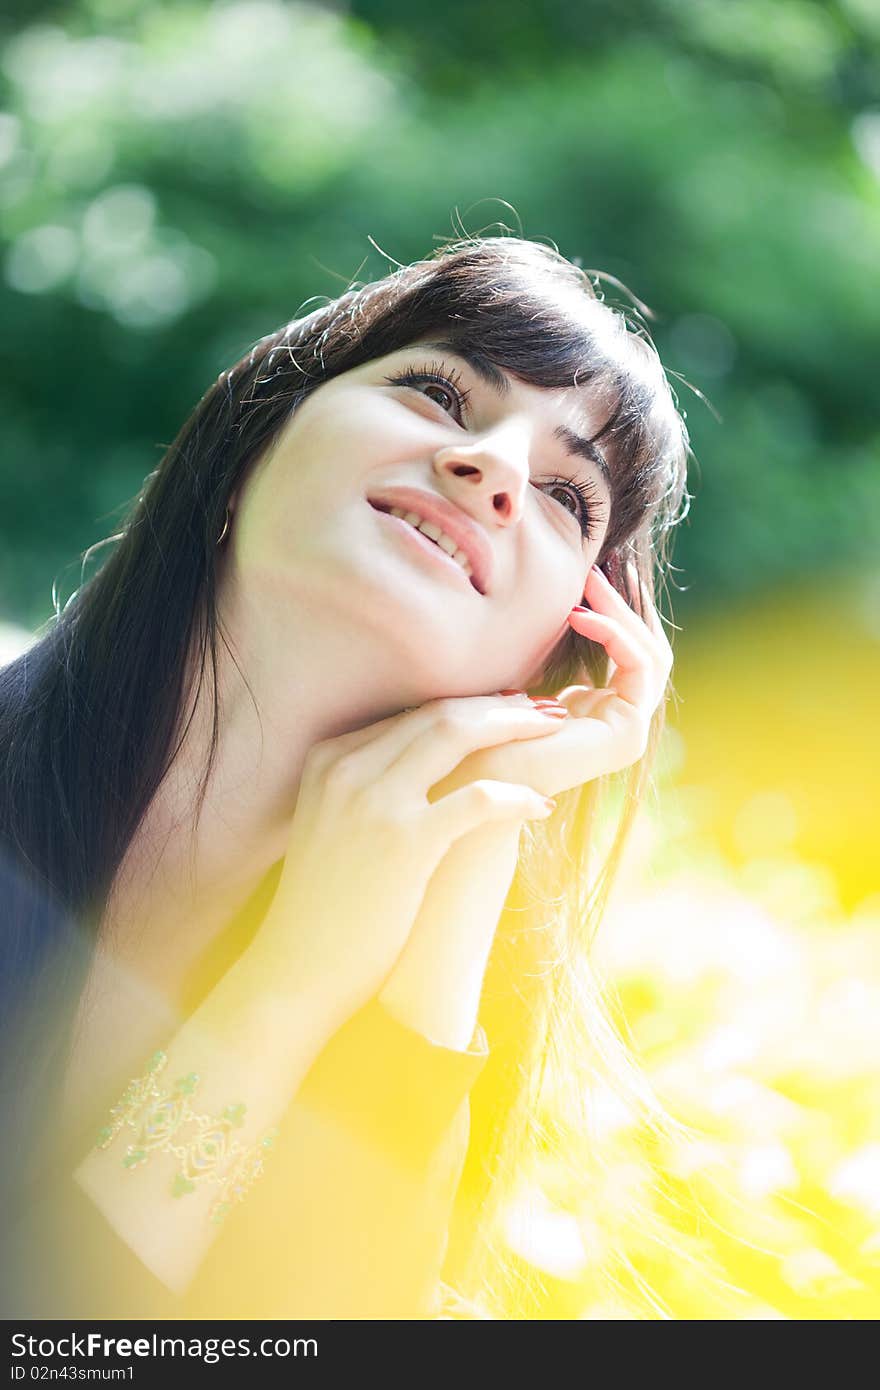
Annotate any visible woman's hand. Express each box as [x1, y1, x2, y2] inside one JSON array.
[[428, 561, 674, 805], [253, 694, 570, 1027], [377, 562, 673, 1047]]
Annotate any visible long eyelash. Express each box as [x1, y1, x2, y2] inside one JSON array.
[[542, 474, 606, 544], [383, 359, 472, 420]]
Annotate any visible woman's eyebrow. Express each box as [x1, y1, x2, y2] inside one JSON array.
[[553, 424, 612, 497], [418, 339, 613, 500], [420, 339, 510, 396]]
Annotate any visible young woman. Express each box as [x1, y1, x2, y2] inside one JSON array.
[[0, 234, 690, 1320]]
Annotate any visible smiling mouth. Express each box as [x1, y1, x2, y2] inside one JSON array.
[[368, 502, 483, 594]]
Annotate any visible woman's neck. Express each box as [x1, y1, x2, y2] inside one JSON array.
[[99, 572, 430, 1005]]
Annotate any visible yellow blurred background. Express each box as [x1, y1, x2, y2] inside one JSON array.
[[505, 571, 880, 1318]]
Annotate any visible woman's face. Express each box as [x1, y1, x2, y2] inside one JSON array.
[[230, 338, 613, 695]]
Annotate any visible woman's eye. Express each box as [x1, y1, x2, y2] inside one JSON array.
[[422, 382, 456, 412], [537, 475, 605, 545], [383, 362, 471, 423], [545, 483, 579, 516], [540, 480, 584, 524]]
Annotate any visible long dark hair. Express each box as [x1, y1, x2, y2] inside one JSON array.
[[0, 234, 691, 1313]]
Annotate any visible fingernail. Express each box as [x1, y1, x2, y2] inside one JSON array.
[[531, 700, 568, 717], [543, 797, 557, 813], [570, 605, 591, 614], [499, 688, 527, 696]]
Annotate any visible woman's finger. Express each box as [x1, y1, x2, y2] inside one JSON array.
[[578, 563, 672, 675], [429, 665, 662, 803], [625, 562, 674, 664], [302, 693, 548, 790], [556, 684, 621, 719], [300, 708, 412, 784], [383, 698, 567, 799], [428, 710, 625, 804], [565, 608, 652, 707], [429, 778, 555, 844], [582, 564, 651, 644]]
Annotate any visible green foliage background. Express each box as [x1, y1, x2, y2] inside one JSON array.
[[1, 0, 878, 628]]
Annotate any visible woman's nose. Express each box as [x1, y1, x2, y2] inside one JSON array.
[[432, 422, 530, 526]]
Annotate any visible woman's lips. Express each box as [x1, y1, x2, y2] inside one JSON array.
[[366, 488, 491, 593], [370, 506, 479, 594]]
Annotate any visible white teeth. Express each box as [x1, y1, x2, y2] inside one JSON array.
[[381, 505, 475, 583], [449, 551, 471, 575]]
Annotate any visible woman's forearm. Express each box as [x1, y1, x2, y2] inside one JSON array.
[[378, 822, 521, 1049], [72, 941, 350, 1296]]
